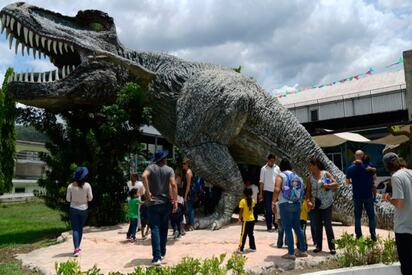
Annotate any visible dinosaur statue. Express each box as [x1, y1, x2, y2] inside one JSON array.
[[0, 2, 394, 229]]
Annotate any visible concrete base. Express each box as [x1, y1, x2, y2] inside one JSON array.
[[15, 218, 392, 274]]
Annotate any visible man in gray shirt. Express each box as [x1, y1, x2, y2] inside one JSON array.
[[383, 153, 412, 275], [142, 149, 177, 266]]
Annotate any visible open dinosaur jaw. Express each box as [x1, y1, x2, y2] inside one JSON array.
[[0, 12, 82, 84]]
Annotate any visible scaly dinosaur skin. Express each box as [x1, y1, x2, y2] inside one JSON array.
[[1, 2, 394, 229]]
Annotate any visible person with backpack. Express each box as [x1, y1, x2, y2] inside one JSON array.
[[306, 157, 338, 255], [272, 159, 308, 260]]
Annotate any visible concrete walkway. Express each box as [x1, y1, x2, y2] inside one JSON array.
[[16, 218, 392, 274]]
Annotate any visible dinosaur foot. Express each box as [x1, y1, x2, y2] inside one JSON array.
[[195, 213, 232, 230]]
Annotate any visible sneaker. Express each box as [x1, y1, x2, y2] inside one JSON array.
[[129, 237, 136, 243], [295, 250, 308, 257], [313, 248, 322, 253], [236, 249, 244, 254], [152, 259, 162, 266], [161, 255, 165, 260], [73, 248, 81, 257], [330, 250, 336, 255], [248, 248, 256, 252], [281, 253, 296, 260]]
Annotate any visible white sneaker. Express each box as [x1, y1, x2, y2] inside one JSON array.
[[152, 259, 162, 266]]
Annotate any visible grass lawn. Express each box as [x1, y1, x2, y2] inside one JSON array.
[[0, 200, 69, 274]]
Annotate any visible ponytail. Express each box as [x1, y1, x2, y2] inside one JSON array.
[[243, 188, 253, 211]]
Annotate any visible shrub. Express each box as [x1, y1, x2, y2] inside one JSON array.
[[334, 232, 398, 267], [54, 253, 247, 274]]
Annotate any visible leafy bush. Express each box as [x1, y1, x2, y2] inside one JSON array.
[[334, 232, 398, 267], [55, 253, 247, 274], [18, 82, 150, 226]]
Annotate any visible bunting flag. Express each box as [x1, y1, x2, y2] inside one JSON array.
[[275, 56, 402, 99], [386, 56, 403, 68]]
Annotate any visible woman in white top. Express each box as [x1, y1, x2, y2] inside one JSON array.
[[66, 166, 93, 257]]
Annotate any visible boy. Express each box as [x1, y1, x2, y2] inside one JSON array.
[[140, 194, 150, 240], [127, 189, 141, 242]]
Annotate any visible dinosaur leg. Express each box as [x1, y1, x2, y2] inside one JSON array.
[[182, 143, 243, 230]]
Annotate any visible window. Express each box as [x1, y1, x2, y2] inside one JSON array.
[[310, 109, 319, 122], [15, 188, 25, 193]]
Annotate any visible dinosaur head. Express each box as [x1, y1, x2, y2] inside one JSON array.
[[0, 2, 152, 109]]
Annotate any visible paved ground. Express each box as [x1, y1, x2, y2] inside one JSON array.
[[17, 217, 392, 274]]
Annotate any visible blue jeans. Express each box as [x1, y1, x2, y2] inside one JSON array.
[[263, 191, 273, 230], [186, 200, 195, 226], [354, 197, 376, 240], [147, 203, 171, 261], [127, 218, 138, 239], [69, 207, 88, 249], [279, 202, 306, 255]]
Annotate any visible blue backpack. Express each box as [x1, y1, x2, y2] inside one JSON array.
[[281, 171, 304, 203]]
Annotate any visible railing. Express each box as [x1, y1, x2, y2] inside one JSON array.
[[16, 151, 41, 161], [283, 84, 407, 109]]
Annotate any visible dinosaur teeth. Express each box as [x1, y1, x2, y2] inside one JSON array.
[[23, 27, 28, 44], [28, 30, 34, 47], [21, 43, 25, 56], [64, 43, 69, 52], [14, 38, 20, 55], [6, 15, 10, 27], [30, 72, 34, 82], [35, 34, 40, 47], [8, 33, 13, 50], [47, 39, 52, 52], [41, 36, 46, 48], [48, 71, 53, 82], [0, 20, 5, 35], [33, 48, 37, 59], [62, 66, 66, 78], [17, 21, 21, 36], [10, 17, 14, 31], [58, 41, 63, 54], [55, 70, 59, 81], [53, 41, 58, 55], [70, 45, 74, 52]]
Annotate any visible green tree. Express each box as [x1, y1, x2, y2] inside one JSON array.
[[18, 82, 150, 225], [0, 68, 16, 193]]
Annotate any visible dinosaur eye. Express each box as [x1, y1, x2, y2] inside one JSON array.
[[89, 22, 105, 32]]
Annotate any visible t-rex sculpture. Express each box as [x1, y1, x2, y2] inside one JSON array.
[[0, 2, 394, 229]]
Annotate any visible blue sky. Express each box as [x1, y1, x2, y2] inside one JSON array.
[[0, 0, 411, 93]]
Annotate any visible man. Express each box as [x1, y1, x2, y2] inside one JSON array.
[[346, 150, 377, 241], [142, 150, 177, 266], [382, 153, 412, 275], [127, 172, 145, 194], [259, 154, 280, 231]]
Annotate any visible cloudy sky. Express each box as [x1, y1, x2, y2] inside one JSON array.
[[0, 0, 411, 94]]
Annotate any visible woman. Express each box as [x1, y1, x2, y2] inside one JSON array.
[[66, 166, 93, 257], [306, 158, 337, 255], [182, 159, 195, 231], [272, 159, 307, 260]]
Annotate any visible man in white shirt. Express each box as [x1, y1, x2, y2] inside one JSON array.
[[127, 173, 145, 195], [259, 154, 280, 231]]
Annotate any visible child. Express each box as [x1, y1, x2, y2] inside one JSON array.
[[237, 188, 256, 253], [170, 195, 185, 239], [140, 194, 150, 240], [296, 199, 309, 251], [127, 189, 141, 242]]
